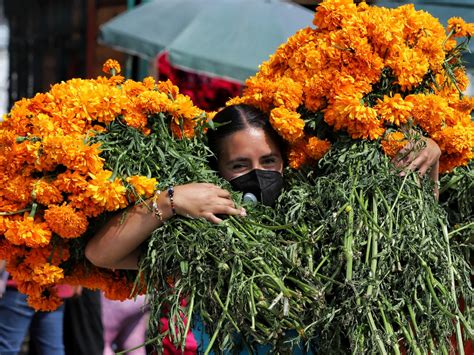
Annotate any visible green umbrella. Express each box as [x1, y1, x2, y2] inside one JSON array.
[[99, 0, 314, 82]]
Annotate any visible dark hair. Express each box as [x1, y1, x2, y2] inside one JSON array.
[[207, 104, 286, 170]]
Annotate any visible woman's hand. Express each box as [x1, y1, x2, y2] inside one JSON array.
[[173, 183, 246, 224], [392, 137, 441, 197]]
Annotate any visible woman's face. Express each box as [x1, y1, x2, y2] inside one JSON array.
[[217, 127, 284, 181]]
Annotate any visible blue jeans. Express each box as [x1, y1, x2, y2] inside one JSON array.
[[0, 288, 65, 355]]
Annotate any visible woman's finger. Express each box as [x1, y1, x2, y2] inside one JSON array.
[[205, 213, 223, 224], [394, 149, 416, 168], [212, 205, 242, 216], [405, 154, 425, 172], [215, 188, 231, 199]]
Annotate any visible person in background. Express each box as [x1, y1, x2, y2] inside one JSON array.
[[63, 289, 104, 355], [101, 293, 149, 355], [0, 266, 67, 355]]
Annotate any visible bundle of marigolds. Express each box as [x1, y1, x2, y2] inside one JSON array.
[[0, 1, 473, 354], [225, 0, 473, 353], [0, 60, 209, 310]]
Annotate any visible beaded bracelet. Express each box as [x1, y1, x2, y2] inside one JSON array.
[[167, 186, 176, 216], [151, 190, 164, 222]]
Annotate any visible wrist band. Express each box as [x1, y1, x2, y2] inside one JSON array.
[[152, 190, 164, 222], [167, 186, 176, 216]]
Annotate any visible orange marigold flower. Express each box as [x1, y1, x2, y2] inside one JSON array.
[[325, 93, 383, 140], [126, 176, 157, 198], [305, 137, 331, 160], [375, 94, 413, 126], [143, 76, 157, 90], [122, 79, 147, 97], [380, 131, 408, 158], [32, 263, 64, 286], [449, 96, 474, 115], [16, 280, 44, 298], [2, 175, 34, 207], [68, 194, 105, 217], [122, 107, 148, 132], [0, 237, 23, 262], [42, 135, 104, 174], [169, 94, 204, 122], [4, 214, 52, 248], [31, 113, 63, 137], [439, 152, 472, 173], [25, 245, 70, 267], [447, 17, 474, 38], [136, 90, 172, 114], [157, 79, 179, 98], [33, 179, 64, 206], [387, 45, 429, 91], [273, 78, 303, 111], [432, 123, 474, 156], [406, 94, 453, 134], [53, 170, 88, 195], [86, 170, 128, 212], [270, 107, 305, 143], [313, 0, 358, 31], [44, 204, 88, 239], [102, 59, 121, 75], [288, 140, 310, 170], [27, 287, 63, 312]]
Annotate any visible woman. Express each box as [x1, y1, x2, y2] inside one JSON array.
[[85, 104, 441, 352]]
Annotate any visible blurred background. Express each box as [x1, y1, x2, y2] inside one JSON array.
[[0, 0, 472, 116]]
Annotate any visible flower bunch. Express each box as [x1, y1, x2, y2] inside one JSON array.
[[0, 59, 207, 310], [229, 0, 474, 172]]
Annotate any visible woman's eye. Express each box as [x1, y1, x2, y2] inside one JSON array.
[[232, 164, 246, 170], [262, 158, 276, 165]]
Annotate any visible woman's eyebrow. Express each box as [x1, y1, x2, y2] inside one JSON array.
[[226, 157, 250, 165], [260, 153, 278, 159]]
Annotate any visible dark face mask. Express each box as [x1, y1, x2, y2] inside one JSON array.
[[229, 169, 284, 206]]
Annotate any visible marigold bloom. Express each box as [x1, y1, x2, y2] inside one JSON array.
[[375, 94, 413, 126], [53, 170, 88, 194], [32, 263, 64, 286], [33, 179, 64, 206], [102, 59, 121, 75], [270, 107, 305, 143], [380, 131, 408, 158], [126, 176, 157, 198], [27, 288, 63, 312], [157, 79, 180, 98], [305, 137, 331, 160], [68, 194, 106, 217], [288, 140, 309, 169], [44, 204, 88, 239], [313, 0, 357, 31], [5, 214, 52, 248], [86, 170, 128, 212], [447, 17, 474, 38], [273, 78, 303, 111]]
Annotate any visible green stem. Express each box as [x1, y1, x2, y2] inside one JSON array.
[[367, 195, 379, 297], [440, 221, 465, 355], [367, 308, 388, 355], [448, 222, 473, 237], [378, 302, 401, 355], [0, 208, 31, 216], [181, 291, 195, 352], [29, 203, 38, 218], [204, 271, 235, 354], [345, 204, 354, 281]]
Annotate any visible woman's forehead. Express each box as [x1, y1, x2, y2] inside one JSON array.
[[220, 128, 280, 160]]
